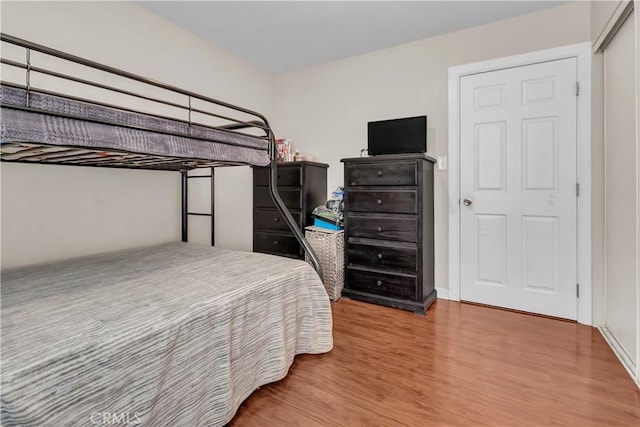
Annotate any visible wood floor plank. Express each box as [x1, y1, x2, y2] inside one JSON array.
[[230, 299, 640, 426]]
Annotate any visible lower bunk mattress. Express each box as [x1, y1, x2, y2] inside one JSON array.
[[1, 242, 333, 426]]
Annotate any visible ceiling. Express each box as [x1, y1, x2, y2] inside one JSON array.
[[138, 1, 569, 74]]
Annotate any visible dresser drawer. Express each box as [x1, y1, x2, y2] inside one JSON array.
[[347, 267, 417, 300], [347, 243, 418, 272], [254, 209, 303, 231], [254, 187, 302, 209], [346, 161, 417, 186], [254, 231, 300, 257], [347, 215, 417, 242], [347, 190, 417, 214], [253, 167, 301, 187]]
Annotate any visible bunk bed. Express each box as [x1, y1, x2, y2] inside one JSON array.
[[0, 34, 332, 426]]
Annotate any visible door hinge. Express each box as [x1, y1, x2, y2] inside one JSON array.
[[576, 283, 580, 298], [576, 183, 580, 197], [576, 82, 580, 96]]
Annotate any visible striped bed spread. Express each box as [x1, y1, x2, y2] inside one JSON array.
[[0, 243, 333, 426]]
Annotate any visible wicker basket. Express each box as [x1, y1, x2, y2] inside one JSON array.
[[305, 226, 344, 301]]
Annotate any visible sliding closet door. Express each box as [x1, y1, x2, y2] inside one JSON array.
[[604, 9, 637, 368]]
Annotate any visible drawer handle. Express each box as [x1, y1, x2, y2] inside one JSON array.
[[376, 199, 382, 205], [377, 253, 383, 259], [273, 240, 279, 246], [377, 170, 383, 176], [376, 226, 383, 232], [273, 217, 280, 223], [376, 280, 382, 286]]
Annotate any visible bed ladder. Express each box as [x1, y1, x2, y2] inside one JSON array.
[[179, 140, 323, 280], [181, 168, 215, 246]]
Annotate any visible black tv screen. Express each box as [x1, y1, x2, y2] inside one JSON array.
[[367, 115, 427, 156]]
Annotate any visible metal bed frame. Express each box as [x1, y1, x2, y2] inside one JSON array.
[[0, 33, 322, 277]]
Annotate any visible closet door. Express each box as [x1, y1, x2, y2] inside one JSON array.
[[604, 9, 637, 367]]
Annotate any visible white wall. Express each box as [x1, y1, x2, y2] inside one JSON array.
[[274, 1, 591, 290], [0, 163, 181, 268], [0, 1, 275, 268]]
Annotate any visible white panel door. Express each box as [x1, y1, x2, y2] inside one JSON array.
[[460, 58, 578, 319], [604, 11, 637, 366]]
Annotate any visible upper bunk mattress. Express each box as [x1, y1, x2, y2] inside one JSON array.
[[1, 243, 332, 426], [0, 85, 270, 167]]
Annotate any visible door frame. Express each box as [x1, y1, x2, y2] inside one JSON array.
[[447, 43, 593, 325]]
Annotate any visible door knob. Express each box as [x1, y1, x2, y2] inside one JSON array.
[[463, 198, 473, 206]]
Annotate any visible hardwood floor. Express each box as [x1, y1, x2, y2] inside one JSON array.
[[231, 299, 640, 426]]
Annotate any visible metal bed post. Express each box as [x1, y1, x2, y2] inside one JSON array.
[[211, 168, 216, 246], [25, 48, 31, 107], [267, 135, 323, 280], [181, 171, 188, 242]]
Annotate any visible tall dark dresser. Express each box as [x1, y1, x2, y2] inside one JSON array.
[[341, 154, 436, 314], [252, 161, 328, 259]]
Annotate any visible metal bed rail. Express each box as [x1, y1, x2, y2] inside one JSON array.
[[0, 33, 323, 277], [0, 33, 270, 139]]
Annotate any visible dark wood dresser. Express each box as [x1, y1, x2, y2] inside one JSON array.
[[341, 154, 436, 314], [253, 161, 328, 259]]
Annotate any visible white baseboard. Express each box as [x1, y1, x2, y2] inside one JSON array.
[[436, 286, 450, 300], [598, 326, 640, 389]]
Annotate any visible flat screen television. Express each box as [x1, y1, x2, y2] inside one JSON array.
[[367, 115, 427, 156]]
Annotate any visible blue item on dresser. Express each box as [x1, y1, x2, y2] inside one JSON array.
[[313, 218, 342, 230]]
